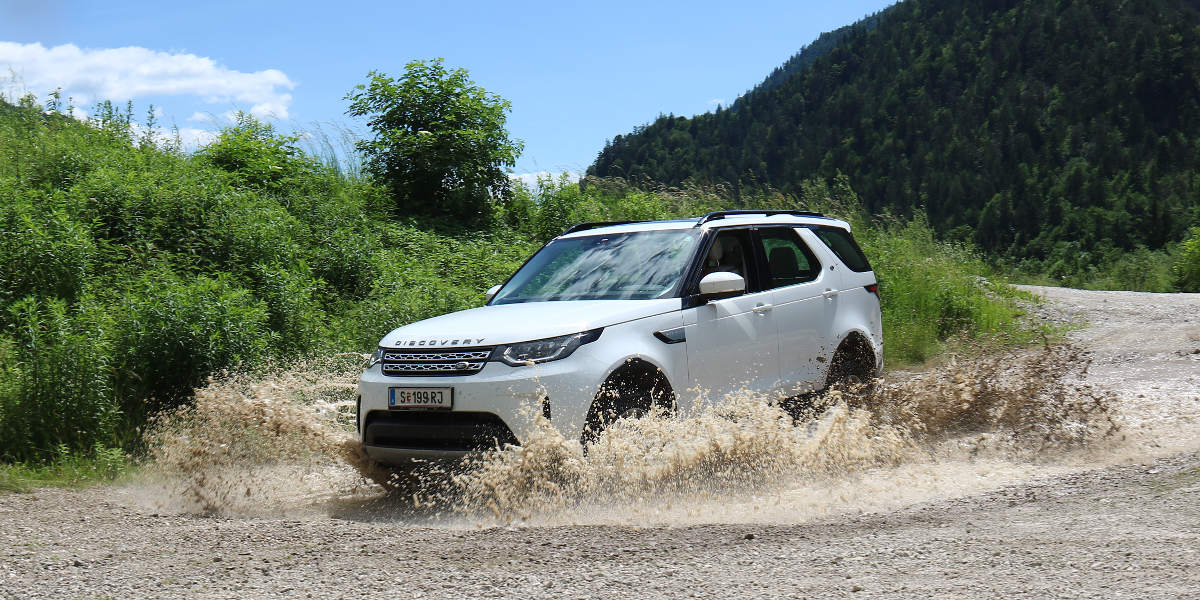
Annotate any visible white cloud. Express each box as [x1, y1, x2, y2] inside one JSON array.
[[708, 98, 725, 107], [126, 122, 218, 150], [247, 100, 290, 119], [176, 127, 218, 148], [0, 42, 295, 118]]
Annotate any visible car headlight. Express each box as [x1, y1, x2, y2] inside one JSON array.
[[493, 329, 602, 366], [368, 347, 384, 368]]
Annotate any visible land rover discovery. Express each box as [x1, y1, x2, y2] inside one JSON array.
[[357, 210, 882, 466]]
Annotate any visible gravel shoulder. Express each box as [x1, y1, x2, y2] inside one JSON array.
[[3, 286, 1200, 599]]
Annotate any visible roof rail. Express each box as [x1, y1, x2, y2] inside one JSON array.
[[560, 221, 639, 235], [694, 209, 826, 227]]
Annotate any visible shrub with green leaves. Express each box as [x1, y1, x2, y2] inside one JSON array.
[[858, 215, 1031, 363], [346, 59, 523, 221], [0, 183, 95, 307], [73, 160, 224, 261], [195, 111, 323, 192], [250, 261, 328, 353], [113, 271, 275, 425], [0, 296, 118, 462], [207, 194, 304, 273]]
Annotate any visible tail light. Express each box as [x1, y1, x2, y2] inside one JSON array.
[[865, 283, 880, 299]]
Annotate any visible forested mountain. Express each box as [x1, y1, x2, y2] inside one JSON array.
[[588, 0, 1200, 260], [732, 10, 887, 109]]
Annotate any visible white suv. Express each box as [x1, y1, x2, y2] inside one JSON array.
[[357, 210, 882, 466]]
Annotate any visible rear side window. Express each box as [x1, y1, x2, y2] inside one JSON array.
[[758, 228, 820, 289], [812, 226, 872, 272]]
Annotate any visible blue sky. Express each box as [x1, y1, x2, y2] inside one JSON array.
[[1, 0, 895, 177]]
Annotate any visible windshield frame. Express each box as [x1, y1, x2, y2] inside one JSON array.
[[488, 228, 705, 305]]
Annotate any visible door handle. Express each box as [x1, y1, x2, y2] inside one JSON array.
[[753, 303, 773, 314], [822, 289, 839, 299]]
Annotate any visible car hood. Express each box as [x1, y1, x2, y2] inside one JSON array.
[[379, 298, 682, 348]]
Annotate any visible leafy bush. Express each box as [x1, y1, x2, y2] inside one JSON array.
[[207, 194, 304, 273], [1006, 242, 1176, 292], [250, 262, 328, 353], [1175, 227, 1200, 292], [113, 271, 275, 425], [346, 59, 523, 221], [505, 175, 726, 242], [195, 112, 324, 193], [73, 159, 224, 261], [0, 183, 95, 307], [0, 296, 118, 462]]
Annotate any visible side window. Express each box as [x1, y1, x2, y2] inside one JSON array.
[[813, 226, 872, 272], [758, 228, 820, 289], [697, 229, 757, 291]]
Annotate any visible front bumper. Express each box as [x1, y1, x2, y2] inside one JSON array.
[[357, 348, 609, 466]]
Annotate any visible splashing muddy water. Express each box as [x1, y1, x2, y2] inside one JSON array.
[[141, 343, 1176, 527]]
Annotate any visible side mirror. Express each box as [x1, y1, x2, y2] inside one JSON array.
[[484, 284, 502, 303], [698, 271, 746, 299]]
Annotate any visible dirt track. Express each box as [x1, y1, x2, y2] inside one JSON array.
[[3, 286, 1200, 599]]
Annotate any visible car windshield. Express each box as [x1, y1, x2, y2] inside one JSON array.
[[491, 229, 700, 304]]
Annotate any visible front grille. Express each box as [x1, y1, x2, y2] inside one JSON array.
[[380, 347, 493, 377]]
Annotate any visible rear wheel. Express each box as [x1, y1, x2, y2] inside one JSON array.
[[825, 337, 878, 394], [785, 346, 876, 421]]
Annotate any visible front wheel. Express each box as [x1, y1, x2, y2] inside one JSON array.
[[581, 362, 674, 446]]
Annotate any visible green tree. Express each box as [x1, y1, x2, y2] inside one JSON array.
[[345, 59, 523, 221]]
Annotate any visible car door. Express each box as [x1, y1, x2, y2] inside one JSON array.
[[681, 227, 781, 403], [755, 226, 836, 395]]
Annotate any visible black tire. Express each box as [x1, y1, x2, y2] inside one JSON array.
[[581, 362, 674, 446], [825, 341, 878, 395]]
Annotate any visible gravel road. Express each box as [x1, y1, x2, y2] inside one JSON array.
[[3, 286, 1200, 599]]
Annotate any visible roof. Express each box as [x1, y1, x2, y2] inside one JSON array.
[[557, 212, 850, 239]]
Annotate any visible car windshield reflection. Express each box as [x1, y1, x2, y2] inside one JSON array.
[[491, 229, 700, 304]]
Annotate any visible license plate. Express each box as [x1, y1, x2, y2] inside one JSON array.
[[388, 387, 453, 409]]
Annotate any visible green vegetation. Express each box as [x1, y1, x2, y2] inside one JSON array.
[[0, 83, 1040, 469], [0, 445, 130, 493], [346, 59, 523, 221], [1175, 228, 1200, 292], [588, 0, 1200, 289]]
